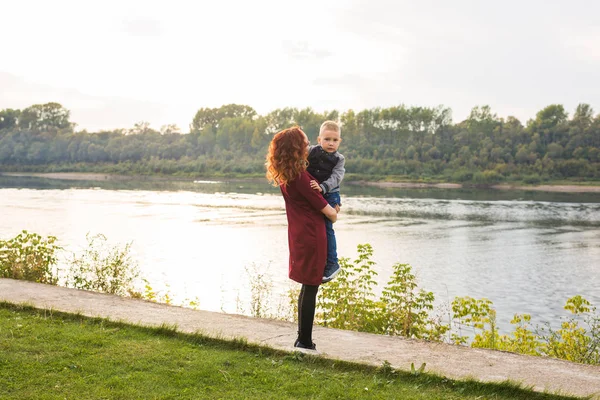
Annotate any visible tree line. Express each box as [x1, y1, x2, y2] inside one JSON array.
[[1, 102, 599, 183]]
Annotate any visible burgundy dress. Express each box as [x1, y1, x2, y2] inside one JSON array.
[[280, 170, 329, 286]]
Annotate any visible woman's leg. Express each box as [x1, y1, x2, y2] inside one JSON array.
[[297, 284, 319, 346]]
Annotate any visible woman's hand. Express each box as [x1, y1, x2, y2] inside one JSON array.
[[320, 204, 337, 223], [310, 180, 322, 192]]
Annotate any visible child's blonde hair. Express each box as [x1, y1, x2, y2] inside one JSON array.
[[319, 120, 341, 136]]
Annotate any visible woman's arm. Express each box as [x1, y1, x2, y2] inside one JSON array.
[[320, 204, 337, 223]]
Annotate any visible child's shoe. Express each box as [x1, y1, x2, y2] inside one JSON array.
[[322, 263, 340, 283]]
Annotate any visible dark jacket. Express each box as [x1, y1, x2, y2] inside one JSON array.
[[306, 145, 345, 194]]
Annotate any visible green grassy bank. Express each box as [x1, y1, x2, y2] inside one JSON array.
[[0, 303, 580, 400]]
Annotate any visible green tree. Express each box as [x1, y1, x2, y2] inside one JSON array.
[[19, 102, 72, 131], [546, 143, 564, 159], [465, 105, 500, 150], [0, 108, 20, 130], [191, 104, 256, 133]]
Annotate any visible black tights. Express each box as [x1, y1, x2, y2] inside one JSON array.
[[297, 284, 319, 345]]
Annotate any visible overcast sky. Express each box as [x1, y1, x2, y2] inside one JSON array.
[[1, 0, 599, 132]]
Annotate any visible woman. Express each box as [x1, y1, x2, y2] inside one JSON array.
[[266, 126, 338, 350]]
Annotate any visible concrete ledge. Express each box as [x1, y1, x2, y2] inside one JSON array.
[[1, 278, 599, 398]]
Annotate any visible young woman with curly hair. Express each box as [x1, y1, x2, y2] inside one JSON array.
[[266, 126, 338, 350]]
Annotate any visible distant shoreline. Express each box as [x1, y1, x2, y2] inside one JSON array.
[[1, 172, 138, 181], [342, 180, 600, 193], [3, 172, 600, 193], [489, 183, 600, 193]]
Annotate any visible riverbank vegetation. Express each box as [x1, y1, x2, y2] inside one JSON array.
[[1, 231, 598, 366], [1, 102, 599, 185]]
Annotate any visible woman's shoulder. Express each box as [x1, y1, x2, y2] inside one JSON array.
[[291, 170, 311, 182], [298, 170, 318, 183], [287, 170, 314, 191]]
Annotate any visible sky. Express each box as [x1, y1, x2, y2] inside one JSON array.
[[1, 0, 599, 132]]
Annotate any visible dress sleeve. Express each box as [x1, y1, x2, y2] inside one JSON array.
[[295, 171, 329, 211]]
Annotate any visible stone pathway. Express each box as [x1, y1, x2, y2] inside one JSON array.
[[1, 278, 599, 398]]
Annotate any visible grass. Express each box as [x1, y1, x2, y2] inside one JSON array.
[[0, 303, 583, 400]]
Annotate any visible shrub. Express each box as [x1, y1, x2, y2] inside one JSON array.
[[0, 230, 60, 284], [450, 169, 473, 182], [317, 244, 447, 339], [536, 295, 600, 364], [452, 295, 599, 364], [522, 174, 542, 184], [472, 170, 503, 184], [376, 262, 449, 340], [318, 244, 379, 332], [66, 233, 140, 297]]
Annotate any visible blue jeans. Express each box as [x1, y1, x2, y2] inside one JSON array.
[[323, 191, 341, 268]]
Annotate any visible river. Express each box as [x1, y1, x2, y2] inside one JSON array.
[[1, 174, 599, 334]]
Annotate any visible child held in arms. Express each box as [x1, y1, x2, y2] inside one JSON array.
[[307, 121, 345, 283]]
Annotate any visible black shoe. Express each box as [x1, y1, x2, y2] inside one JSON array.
[[294, 339, 316, 350]]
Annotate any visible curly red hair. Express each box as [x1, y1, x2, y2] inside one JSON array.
[[266, 126, 309, 186]]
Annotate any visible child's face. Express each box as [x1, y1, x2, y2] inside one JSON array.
[[317, 129, 342, 153]]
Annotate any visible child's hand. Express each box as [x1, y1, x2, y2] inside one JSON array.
[[310, 180, 322, 192]]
